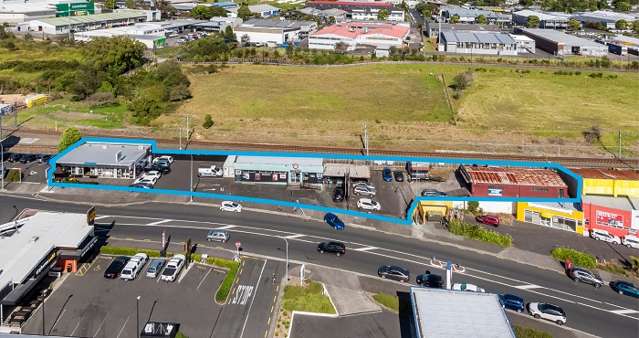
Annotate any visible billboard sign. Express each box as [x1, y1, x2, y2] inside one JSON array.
[[595, 210, 624, 228]]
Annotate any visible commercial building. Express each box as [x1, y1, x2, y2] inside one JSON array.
[[323, 163, 370, 183], [248, 4, 280, 18], [582, 195, 639, 238], [308, 21, 410, 51], [410, 287, 515, 338], [458, 165, 569, 198], [223, 155, 324, 187], [510, 33, 535, 53], [0, 0, 95, 24], [195, 16, 243, 32], [307, 1, 405, 22], [55, 141, 151, 179], [437, 30, 518, 55], [234, 18, 316, 46], [516, 202, 584, 233], [424, 22, 500, 39], [298, 7, 348, 22], [572, 11, 638, 30], [440, 5, 510, 24], [572, 168, 639, 198], [512, 9, 569, 29], [74, 23, 167, 48], [515, 28, 608, 56]]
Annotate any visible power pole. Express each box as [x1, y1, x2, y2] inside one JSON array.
[[618, 130, 622, 159], [363, 122, 369, 157]]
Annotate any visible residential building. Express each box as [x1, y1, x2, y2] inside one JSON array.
[[438, 30, 518, 55], [440, 5, 510, 24], [248, 4, 280, 18], [308, 21, 410, 51], [0, 0, 95, 24], [55, 141, 152, 179], [515, 28, 608, 56], [74, 23, 167, 49], [458, 165, 570, 198], [510, 33, 535, 53], [234, 18, 316, 46], [571, 10, 638, 30], [424, 22, 501, 39], [512, 9, 569, 29], [222, 155, 324, 187], [307, 1, 405, 22]]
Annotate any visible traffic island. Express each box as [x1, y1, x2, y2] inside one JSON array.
[[274, 280, 337, 338]]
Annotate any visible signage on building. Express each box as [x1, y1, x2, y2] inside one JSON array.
[[86, 206, 96, 225], [487, 188, 503, 196], [632, 210, 639, 230], [596, 210, 624, 228], [34, 251, 57, 277]]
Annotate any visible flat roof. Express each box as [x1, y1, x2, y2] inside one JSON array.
[[411, 287, 515, 338], [583, 195, 637, 211], [518, 28, 605, 48], [323, 163, 370, 178], [571, 168, 639, 180], [442, 5, 510, 19], [441, 30, 515, 44], [225, 155, 324, 173], [56, 141, 150, 168], [312, 21, 410, 39], [527, 202, 580, 213], [248, 4, 279, 12], [461, 165, 568, 188], [513, 9, 568, 21], [32, 9, 148, 26], [0, 211, 93, 295]]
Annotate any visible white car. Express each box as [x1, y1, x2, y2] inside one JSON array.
[[198, 165, 224, 177], [153, 156, 174, 164], [120, 261, 141, 281], [352, 182, 375, 191], [220, 201, 242, 213], [160, 254, 185, 282], [357, 198, 381, 211], [134, 176, 158, 186], [590, 229, 621, 245], [130, 253, 149, 267], [527, 302, 567, 325], [452, 283, 485, 293], [143, 171, 162, 180], [622, 235, 639, 249], [353, 186, 376, 197]]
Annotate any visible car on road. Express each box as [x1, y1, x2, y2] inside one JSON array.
[[146, 259, 165, 278], [499, 294, 525, 312], [160, 254, 186, 282], [353, 185, 376, 197], [610, 280, 639, 298], [207, 230, 230, 243], [220, 201, 242, 212], [357, 198, 381, 211], [452, 283, 485, 293], [198, 165, 223, 177], [569, 267, 604, 288], [104, 256, 129, 279], [382, 168, 392, 182], [324, 212, 345, 230], [421, 189, 446, 197], [622, 235, 639, 249], [590, 229, 621, 245], [476, 215, 500, 226], [153, 156, 174, 164], [393, 171, 404, 182], [333, 186, 345, 202], [527, 302, 566, 325], [120, 261, 142, 281], [416, 271, 443, 288], [317, 241, 346, 256], [377, 265, 409, 282]]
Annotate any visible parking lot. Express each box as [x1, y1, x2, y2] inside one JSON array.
[[1, 152, 50, 185], [21, 255, 226, 338]]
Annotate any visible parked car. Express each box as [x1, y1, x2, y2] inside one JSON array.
[[357, 198, 381, 211], [130, 253, 149, 267], [146, 259, 165, 278], [382, 168, 393, 182], [129, 183, 153, 189], [317, 241, 346, 256], [590, 229, 621, 245], [393, 171, 404, 182], [333, 186, 345, 202], [353, 185, 376, 197], [7, 153, 20, 162], [160, 254, 186, 282], [476, 215, 500, 226], [416, 271, 443, 288], [421, 189, 446, 197], [152, 161, 171, 174], [610, 280, 639, 298], [622, 235, 639, 249], [324, 212, 345, 230], [569, 267, 604, 288], [207, 230, 230, 243], [198, 165, 223, 177], [37, 154, 51, 163], [143, 170, 162, 180], [104, 256, 129, 279], [425, 175, 446, 182], [120, 261, 141, 281], [352, 182, 375, 191], [133, 176, 158, 186], [499, 294, 525, 312], [153, 156, 174, 164], [377, 265, 410, 282], [220, 201, 242, 212], [452, 283, 485, 293], [19, 154, 37, 163], [527, 302, 566, 325]]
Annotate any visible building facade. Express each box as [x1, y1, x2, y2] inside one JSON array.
[[438, 30, 518, 55], [223, 155, 324, 187], [515, 28, 608, 56], [235, 18, 316, 46], [458, 165, 569, 198], [307, 1, 405, 22], [516, 202, 584, 233], [512, 9, 569, 29], [55, 141, 151, 179], [308, 21, 409, 51]]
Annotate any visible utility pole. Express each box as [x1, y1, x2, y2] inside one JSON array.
[[618, 130, 622, 159], [363, 122, 369, 157], [284, 238, 289, 282], [41, 296, 45, 335]]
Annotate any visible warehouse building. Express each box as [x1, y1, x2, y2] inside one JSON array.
[[55, 141, 151, 179], [510, 33, 535, 53], [437, 30, 518, 55], [582, 195, 639, 239], [234, 18, 316, 46], [572, 168, 639, 198], [458, 165, 569, 198], [223, 155, 324, 187], [512, 9, 569, 29], [0, 0, 95, 24], [572, 11, 638, 30], [309, 21, 410, 52], [516, 202, 584, 233], [248, 4, 280, 18], [424, 22, 500, 39], [306, 1, 405, 22], [298, 7, 348, 23], [515, 28, 608, 56], [440, 5, 510, 24], [74, 23, 167, 48]]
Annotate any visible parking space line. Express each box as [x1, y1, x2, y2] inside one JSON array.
[[116, 315, 130, 338], [70, 321, 81, 337], [49, 309, 66, 333], [147, 219, 172, 226], [178, 262, 194, 283], [215, 225, 236, 230], [610, 309, 639, 315], [284, 234, 305, 239], [354, 246, 378, 252], [197, 267, 212, 291], [93, 316, 108, 337]]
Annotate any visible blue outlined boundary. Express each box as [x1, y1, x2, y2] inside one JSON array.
[[47, 137, 583, 225]]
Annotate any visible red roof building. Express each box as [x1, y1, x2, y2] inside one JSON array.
[[458, 165, 569, 198]]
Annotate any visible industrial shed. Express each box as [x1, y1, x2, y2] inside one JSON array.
[[458, 165, 569, 198], [514, 28, 607, 56]]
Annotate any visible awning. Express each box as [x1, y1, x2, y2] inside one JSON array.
[[1, 266, 50, 306], [323, 164, 370, 179]]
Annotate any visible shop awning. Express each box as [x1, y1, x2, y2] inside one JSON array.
[[0, 267, 49, 306]]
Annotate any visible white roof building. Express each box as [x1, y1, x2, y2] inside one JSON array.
[[516, 28, 608, 56], [74, 23, 167, 48], [512, 9, 569, 28], [18, 9, 159, 35], [572, 11, 639, 29]]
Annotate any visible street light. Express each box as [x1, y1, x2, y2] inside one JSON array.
[[1, 141, 4, 192], [284, 238, 289, 282], [41, 294, 46, 335], [136, 296, 141, 338]]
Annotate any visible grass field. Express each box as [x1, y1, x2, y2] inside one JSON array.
[[18, 98, 129, 129]]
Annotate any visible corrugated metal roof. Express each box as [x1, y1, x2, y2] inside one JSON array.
[[56, 142, 150, 167], [462, 166, 567, 188], [225, 155, 324, 173], [519, 28, 604, 48], [442, 30, 516, 45], [34, 9, 147, 26]]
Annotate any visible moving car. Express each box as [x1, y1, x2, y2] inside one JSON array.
[[377, 265, 409, 282], [120, 261, 141, 281], [207, 230, 230, 242], [610, 280, 639, 298], [104, 256, 129, 279], [357, 198, 381, 211], [569, 267, 604, 288], [333, 186, 345, 202], [452, 283, 485, 293], [622, 235, 639, 249], [198, 165, 223, 177], [527, 302, 566, 325], [382, 168, 393, 182], [146, 259, 165, 278], [353, 185, 376, 197], [393, 171, 404, 182], [499, 294, 525, 312], [421, 189, 446, 197], [476, 215, 500, 226], [220, 201, 242, 212], [153, 156, 174, 164], [160, 254, 186, 282], [324, 212, 345, 230], [416, 271, 443, 288], [590, 229, 621, 245], [317, 241, 346, 256]]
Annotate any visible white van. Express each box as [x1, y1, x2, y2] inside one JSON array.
[[622, 235, 639, 249]]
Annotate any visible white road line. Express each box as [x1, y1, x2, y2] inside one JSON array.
[[147, 219, 172, 226], [514, 284, 544, 290], [197, 267, 212, 291], [116, 315, 130, 338], [93, 316, 108, 337], [70, 321, 81, 336], [285, 234, 305, 239], [354, 246, 378, 252], [609, 309, 639, 315], [178, 262, 194, 283], [215, 225, 237, 230], [239, 260, 267, 338], [95, 215, 110, 220]]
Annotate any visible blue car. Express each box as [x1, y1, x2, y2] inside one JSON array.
[[382, 168, 393, 182], [324, 213, 345, 230], [610, 280, 639, 298], [499, 294, 525, 312]]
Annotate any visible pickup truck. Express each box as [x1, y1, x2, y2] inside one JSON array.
[[198, 165, 223, 177]]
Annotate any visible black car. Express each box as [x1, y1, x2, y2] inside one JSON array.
[[416, 271, 443, 288], [37, 154, 51, 163], [421, 189, 446, 197], [393, 171, 404, 182], [8, 153, 21, 163], [19, 154, 37, 163], [151, 162, 171, 174], [378, 265, 409, 282], [317, 242, 346, 256], [333, 186, 345, 202], [104, 256, 129, 279]]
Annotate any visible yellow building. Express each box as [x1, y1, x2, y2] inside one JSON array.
[[516, 202, 585, 235], [416, 200, 453, 224], [572, 169, 639, 198], [25, 94, 48, 108]]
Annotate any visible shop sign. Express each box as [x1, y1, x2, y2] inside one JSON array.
[[596, 210, 624, 228], [86, 206, 96, 225], [487, 188, 503, 196], [632, 210, 639, 230], [34, 251, 57, 276]]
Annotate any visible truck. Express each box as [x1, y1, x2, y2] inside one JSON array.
[[197, 165, 223, 177]]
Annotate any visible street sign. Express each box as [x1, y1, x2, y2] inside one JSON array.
[[235, 241, 241, 250]]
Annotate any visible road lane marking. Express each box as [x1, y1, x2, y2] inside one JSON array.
[[354, 246, 377, 252], [514, 284, 543, 290], [116, 315, 130, 338], [70, 321, 81, 336], [215, 225, 237, 230], [50, 309, 66, 333], [285, 234, 305, 239], [239, 260, 267, 338], [197, 268, 212, 291], [609, 309, 639, 315], [147, 219, 172, 226], [95, 215, 110, 220], [231, 285, 255, 305]]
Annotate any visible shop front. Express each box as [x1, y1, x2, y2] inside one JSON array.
[[516, 202, 584, 234], [224, 155, 324, 187], [582, 196, 637, 238]]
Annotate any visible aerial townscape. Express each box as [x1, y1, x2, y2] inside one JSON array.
[[0, 0, 637, 337]]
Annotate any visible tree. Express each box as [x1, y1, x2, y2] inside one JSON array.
[[450, 15, 460, 24], [58, 128, 82, 151], [104, 0, 116, 9], [377, 9, 390, 21], [191, 5, 226, 19], [156, 0, 177, 19], [615, 19, 628, 30], [526, 15, 540, 28], [519, 0, 534, 6], [634, 20, 639, 34], [452, 71, 473, 91], [475, 15, 487, 24], [582, 126, 601, 144], [568, 19, 580, 30], [223, 26, 236, 43], [613, 0, 631, 11], [202, 114, 214, 129], [125, 0, 135, 9], [238, 3, 251, 20]]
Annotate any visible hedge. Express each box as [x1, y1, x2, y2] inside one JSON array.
[[100, 245, 164, 257], [447, 219, 512, 248], [550, 247, 597, 269]]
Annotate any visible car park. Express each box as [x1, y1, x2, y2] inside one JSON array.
[[317, 241, 346, 256], [527, 302, 566, 325], [622, 235, 639, 249], [333, 186, 345, 202], [198, 165, 223, 177], [452, 283, 485, 293], [160, 254, 186, 282], [393, 171, 404, 182], [220, 201, 242, 212], [416, 271, 443, 288], [324, 212, 345, 230], [499, 294, 525, 312], [104, 256, 129, 279], [353, 185, 376, 197], [569, 268, 603, 288], [207, 230, 230, 243], [357, 198, 381, 211], [590, 229, 621, 245], [610, 280, 639, 298], [377, 265, 409, 282], [476, 215, 500, 226], [382, 168, 392, 182], [146, 259, 165, 278], [120, 261, 142, 281], [421, 189, 446, 197]]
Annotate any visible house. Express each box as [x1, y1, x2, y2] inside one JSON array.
[[248, 4, 280, 18], [515, 27, 608, 56], [234, 18, 316, 46], [512, 9, 569, 29], [308, 21, 410, 51], [438, 30, 518, 55]]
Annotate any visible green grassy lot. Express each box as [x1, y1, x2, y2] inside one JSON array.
[[372, 293, 399, 313], [282, 281, 336, 314], [18, 98, 128, 129]]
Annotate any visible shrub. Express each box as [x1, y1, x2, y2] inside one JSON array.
[[467, 201, 479, 214], [203, 256, 240, 303], [514, 326, 552, 338], [447, 219, 512, 247], [202, 114, 214, 129], [550, 247, 596, 269], [58, 127, 82, 151], [6, 168, 22, 182], [372, 293, 399, 312]]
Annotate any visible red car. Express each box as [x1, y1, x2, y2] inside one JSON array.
[[476, 215, 500, 226]]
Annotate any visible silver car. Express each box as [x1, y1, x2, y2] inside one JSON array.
[[207, 230, 230, 243], [145, 259, 165, 278]]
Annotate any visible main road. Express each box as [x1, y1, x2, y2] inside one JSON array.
[[1, 195, 637, 338]]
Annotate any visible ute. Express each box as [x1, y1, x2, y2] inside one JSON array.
[[198, 165, 223, 177]]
